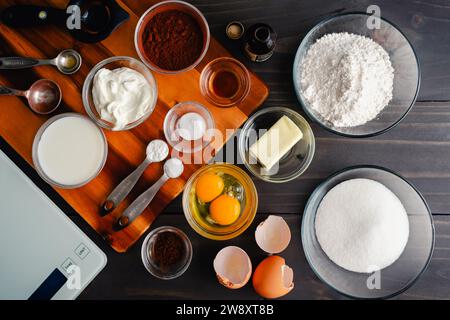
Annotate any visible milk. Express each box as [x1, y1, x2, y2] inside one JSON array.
[[37, 116, 106, 186]]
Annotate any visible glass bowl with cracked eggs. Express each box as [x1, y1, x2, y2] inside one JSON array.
[[182, 163, 258, 240], [293, 13, 420, 137]]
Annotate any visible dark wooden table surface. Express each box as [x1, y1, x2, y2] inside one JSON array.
[[2, 0, 450, 300]]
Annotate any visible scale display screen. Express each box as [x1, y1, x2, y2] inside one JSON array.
[[28, 269, 68, 300]]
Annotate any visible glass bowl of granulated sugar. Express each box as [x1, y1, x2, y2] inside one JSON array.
[[293, 13, 420, 137], [301, 166, 434, 299]]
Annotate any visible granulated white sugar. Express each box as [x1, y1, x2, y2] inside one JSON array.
[[299, 32, 394, 127], [315, 178, 409, 273]]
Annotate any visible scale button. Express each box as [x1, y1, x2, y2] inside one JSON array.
[[75, 243, 90, 260], [61, 258, 76, 273]]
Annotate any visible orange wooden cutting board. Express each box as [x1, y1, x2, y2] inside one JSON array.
[[0, 0, 268, 252]]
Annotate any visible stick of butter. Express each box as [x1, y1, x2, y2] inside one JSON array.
[[249, 115, 303, 170]]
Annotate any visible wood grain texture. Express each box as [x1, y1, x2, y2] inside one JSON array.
[[77, 214, 450, 300], [0, 0, 268, 252], [194, 0, 450, 101], [163, 101, 450, 215], [1, 144, 446, 300]]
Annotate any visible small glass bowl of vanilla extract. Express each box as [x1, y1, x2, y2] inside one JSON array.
[[200, 57, 251, 107]]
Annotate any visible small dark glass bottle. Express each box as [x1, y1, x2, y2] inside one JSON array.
[[244, 23, 277, 62]]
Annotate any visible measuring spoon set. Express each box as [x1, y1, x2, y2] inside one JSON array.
[[0, 49, 82, 114], [0, 1, 182, 231], [102, 139, 184, 229], [1, 49, 183, 229], [0, 0, 129, 112]]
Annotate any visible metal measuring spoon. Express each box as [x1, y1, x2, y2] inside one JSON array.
[[117, 158, 184, 229], [0, 79, 61, 114], [0, 49, 82, 74], [103, 140, 169, 214]]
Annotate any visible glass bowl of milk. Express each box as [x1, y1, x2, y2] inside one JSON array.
[[82, 56, 158, 131], [32, 113, 108, 189]]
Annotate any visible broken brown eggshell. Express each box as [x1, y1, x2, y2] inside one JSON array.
[[252, 255, 294, 299]]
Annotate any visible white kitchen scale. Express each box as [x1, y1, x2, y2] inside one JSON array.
[[0, 150, 107, 300]]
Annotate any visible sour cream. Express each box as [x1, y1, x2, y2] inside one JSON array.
[[92, 67, 153, 130]]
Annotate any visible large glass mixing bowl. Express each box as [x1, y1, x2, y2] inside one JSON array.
[[301, 166, 434, 299], [293, 13, 420, 137]]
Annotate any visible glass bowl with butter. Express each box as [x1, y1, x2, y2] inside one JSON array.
[[239, 107, 315, 183], [82, 56, 158, 131]]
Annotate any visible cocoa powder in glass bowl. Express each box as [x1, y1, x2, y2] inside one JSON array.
[[141, 226, 193, 280], [152, 231, 185, 269], [142, 10, 203, 71], [134, 1, 210, 74]]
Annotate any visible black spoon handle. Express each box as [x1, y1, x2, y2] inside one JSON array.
[[1, 5, 65, 27], [0, 86, 14, 95], [0, 57, 41, 69], [0, 86, 22, 96]]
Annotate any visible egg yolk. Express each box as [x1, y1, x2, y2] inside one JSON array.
[[195, 173, 224, 203], [210, 194, 241, 225]]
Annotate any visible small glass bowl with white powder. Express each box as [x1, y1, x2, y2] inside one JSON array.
[[83, 56, 158, 131], [293, 13, 420, 137], [301, 166, 434, 299]]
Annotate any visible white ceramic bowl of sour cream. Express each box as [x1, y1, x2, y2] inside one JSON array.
[[82, 56, 158, 131]]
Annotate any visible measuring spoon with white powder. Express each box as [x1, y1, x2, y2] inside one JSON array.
[[103, 139, 169, 213], [117, 157, 184, 228]]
